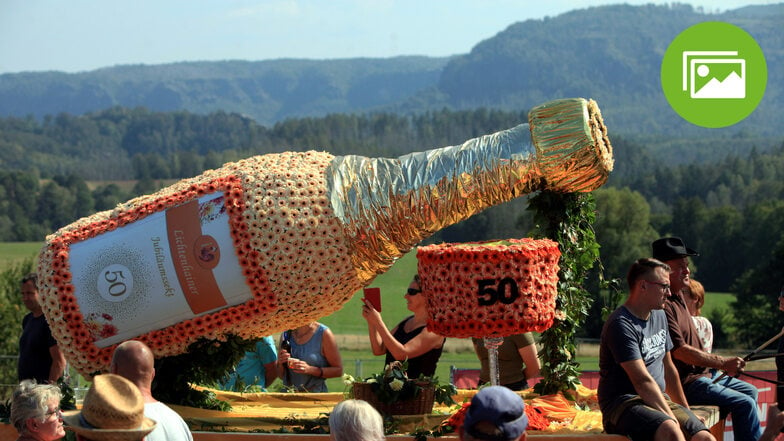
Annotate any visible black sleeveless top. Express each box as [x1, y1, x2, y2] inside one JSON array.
[[384, 316, 444, 378]]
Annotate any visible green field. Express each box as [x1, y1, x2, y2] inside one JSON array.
[[701, 292, 734, 316], [0, 242, 41, 268], [320, 251, 419, 334]]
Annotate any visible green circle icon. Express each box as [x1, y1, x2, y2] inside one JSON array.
[[661, 21, 767, 128]]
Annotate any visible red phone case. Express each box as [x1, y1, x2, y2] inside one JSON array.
[[363, 287, 381, 312]]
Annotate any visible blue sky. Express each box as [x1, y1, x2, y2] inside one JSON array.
[[0, 0, 777, 74]]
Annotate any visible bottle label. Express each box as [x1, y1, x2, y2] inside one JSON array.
[[68, 192, 252, 347]]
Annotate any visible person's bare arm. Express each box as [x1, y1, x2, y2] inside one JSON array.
[[48, 344, 66, 383], [264, 362, 277, 386], [670, 345, 744, 376], [621, 358, 677, 419], [362, 299, 388, 355], [665, 300, 744, 377], [276, 336, 291, 380], [663, 352, 688, 408], [378, 325, 443, 362], [318, 328, 343, 379], [518, 343, 540, 379]]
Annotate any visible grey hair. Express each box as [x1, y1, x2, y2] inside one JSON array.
[[10, 380, 62, 433], [329, 399, 384, 441]]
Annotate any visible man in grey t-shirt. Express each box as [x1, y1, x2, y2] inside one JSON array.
[[598, 258, 713, 441]]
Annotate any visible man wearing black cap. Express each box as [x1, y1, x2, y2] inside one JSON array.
[[460, 386, 528, 441], [653, 237, 762, 441]]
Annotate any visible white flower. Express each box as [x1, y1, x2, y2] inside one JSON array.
[[342, 373, 355, 385], [367, 378, 378, 384], [389, 379, 404, 391]]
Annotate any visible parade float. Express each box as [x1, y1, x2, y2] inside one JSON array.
[[36, 97, 612, 377], [27, 97, 677, 438]]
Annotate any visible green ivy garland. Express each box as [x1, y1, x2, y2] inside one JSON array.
[[153, 335, 259, 410], [529, 190, 601, 396]]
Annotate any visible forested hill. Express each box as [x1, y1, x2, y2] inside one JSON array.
[[431, 3, 783, 137], [438, 4, 784, 136], [1, 3, 782, 137], [0, 57, 450, 126]]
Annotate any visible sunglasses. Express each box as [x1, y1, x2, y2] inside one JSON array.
[[406, 288, 421, 296]]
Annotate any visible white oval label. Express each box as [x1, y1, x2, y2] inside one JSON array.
[[97, 264, 134, 302]]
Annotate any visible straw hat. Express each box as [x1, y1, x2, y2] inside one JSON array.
[[62, 374, 156, 441]]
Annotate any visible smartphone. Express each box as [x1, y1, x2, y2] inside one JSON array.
[[363, 287, 381, 312]]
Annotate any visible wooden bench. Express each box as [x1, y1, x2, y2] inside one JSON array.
[[691, 405, 724, 439]]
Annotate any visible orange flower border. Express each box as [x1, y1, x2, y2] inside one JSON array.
[[37, 175, 274, 376], [417, 238, 561, 339]]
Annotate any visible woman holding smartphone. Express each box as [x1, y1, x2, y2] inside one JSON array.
[[361, 274, 445, 378]]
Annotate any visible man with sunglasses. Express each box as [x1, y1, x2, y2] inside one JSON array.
[[654, 237, 762, 441], [362, 274, 445, 378]]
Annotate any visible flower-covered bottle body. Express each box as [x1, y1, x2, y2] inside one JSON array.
[[37, 97, 613, 376]]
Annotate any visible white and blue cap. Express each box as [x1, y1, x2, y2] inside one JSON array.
[[464, 386, 528, 441]]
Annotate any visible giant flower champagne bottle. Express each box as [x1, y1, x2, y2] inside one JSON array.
[[37, 97, 613, 376]]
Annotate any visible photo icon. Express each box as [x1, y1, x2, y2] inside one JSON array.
[[662, 22, 767, 128], [682, 51, 745, 99]]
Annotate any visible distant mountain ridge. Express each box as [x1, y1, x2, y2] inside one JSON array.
[[0, 3, 782, 137], [0, 57, 450, 125]]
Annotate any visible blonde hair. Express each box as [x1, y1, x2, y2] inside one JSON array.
[[685, 279, 706, 315]]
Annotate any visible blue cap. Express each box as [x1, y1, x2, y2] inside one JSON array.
[[463, 386, 528, 441]]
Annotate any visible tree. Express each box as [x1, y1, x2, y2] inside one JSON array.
[[131, 176, 159, 197], [731, 236, 784, 347], [54, 174, 94, 218], [0, 259, 35, 399], [0, 171, 40, 218], [92, 183, 127, 211], [690, 206, 743, 291], [36, 181, 77, 230], [578, 187, 657, 338], [593, 187, 658, 281]]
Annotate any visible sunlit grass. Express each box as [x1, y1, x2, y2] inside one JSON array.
[[0, 242, 41, 269]]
